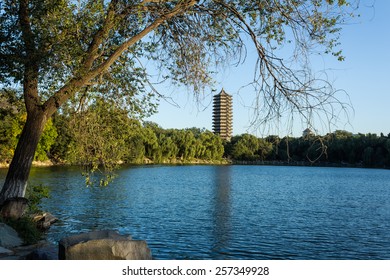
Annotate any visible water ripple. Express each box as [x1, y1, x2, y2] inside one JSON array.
[[6, 165, 389, 260]]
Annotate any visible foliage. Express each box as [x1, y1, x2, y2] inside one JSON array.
[[66, 98, 137, 186], [1, 217, 42, 245], [228, 130, 390, 168], [0, 89, 58, 163], [197, 131, 224, 160], [34, 118, 58, 161], [1, 0, 354, 105], [54, 98, 225, 185], [227, 134, 273, 160], [0, 184, 49, 244], [25, 184, 50, 214], [0, 89, 25, 161], [0, 185, 49, 245], [2, 93, 389, 170], [1, 91, 389, 170], [49, 113, 75, 162]]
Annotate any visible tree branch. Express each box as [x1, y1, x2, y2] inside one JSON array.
[[89, 0, 197, 77], [43, 0, 197, 116], [19, 0, 40, 114], [82, 0, 119, 71]]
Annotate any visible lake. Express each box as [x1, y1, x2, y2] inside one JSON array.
[[1, 165, 390, 259]]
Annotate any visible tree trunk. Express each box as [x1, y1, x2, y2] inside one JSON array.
[[0, 111, 47, 206]]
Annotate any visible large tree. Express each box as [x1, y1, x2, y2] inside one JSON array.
[[0, 0, 354, 204]]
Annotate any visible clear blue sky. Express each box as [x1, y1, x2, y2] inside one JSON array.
[[147, 1, 390, 137]]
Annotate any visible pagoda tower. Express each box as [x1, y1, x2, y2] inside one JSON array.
[[212, 89, 233, 140]]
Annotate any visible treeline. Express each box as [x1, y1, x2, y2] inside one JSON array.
[[1, 90, 389, 168], [0, 92, 225, 165], [225, 131, 390, 168]]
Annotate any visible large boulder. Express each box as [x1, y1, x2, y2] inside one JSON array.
[[0, 223, 23, 248], [1, 197, 29, 219], [58, 230, 152, 260]]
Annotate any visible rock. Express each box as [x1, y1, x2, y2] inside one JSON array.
[[0, 223, 23, 248], [0, 246, 13, 255], [1, 197, 29, 219], [32, 212, 58, 230], [25, 244, 59, 260], [0, 241, 58, 260], [59, 230, 152, 260], [0, 246, 19, 260]]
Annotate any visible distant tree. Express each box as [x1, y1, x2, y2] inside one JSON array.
[[385, 139, 390, 155], [143, 121, 164, 135], [34, 118, 57, 161], [362, 146, 374, 167], [257, 138, 273, 161], [49, 113, 74, 162], [0, 90, 24, 162], [197, 130, 224, 160], [158, 133, 179, 161], [0, 89, 57, 163], [126, 131, 146, 164], [172, 130, 197, 160], [230, 134, 272, 161], [186, 127, 206, 138], [142, 126, 160, 161], [1, 0, 355, 203]]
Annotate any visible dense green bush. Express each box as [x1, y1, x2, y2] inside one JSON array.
[[2, 217, 42, 245]]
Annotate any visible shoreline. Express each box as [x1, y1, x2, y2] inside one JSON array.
[[233, 160, 389, 169], [0, 158, 231, 169], [0, 160, 61, 169], [1, 159, 388, 170]]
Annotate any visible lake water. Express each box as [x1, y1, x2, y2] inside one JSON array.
[[1, 165, 390, 259]]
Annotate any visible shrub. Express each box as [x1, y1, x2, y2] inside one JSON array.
[[0, 184, 51, 245], [1, 217, 42, 245], [25, 184, 50, 213]]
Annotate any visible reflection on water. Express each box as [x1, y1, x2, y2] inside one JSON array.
[[1, 165, 390, 259], [212, 166, 232, 257]]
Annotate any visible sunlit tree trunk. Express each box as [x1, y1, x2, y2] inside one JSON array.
[[0, 111, 47, 205]]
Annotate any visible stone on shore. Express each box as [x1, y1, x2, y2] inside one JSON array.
[[0, 246, 13, 255], [25, 244, 59, 260], [32, 212, 58, 230], [0, 241, 59, 260], [1, 197, 29, 219], [0, 223, 23, 248], [59, 230, 152, 260]]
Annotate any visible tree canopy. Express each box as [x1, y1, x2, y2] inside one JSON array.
[[0, 0, 356, 204], [1, 0, 354, 114]]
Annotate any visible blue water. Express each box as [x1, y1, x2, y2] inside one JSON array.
[[1, 165, 390, 259]]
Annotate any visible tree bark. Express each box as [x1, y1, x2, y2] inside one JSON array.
[[0, 111, 47, 206]]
